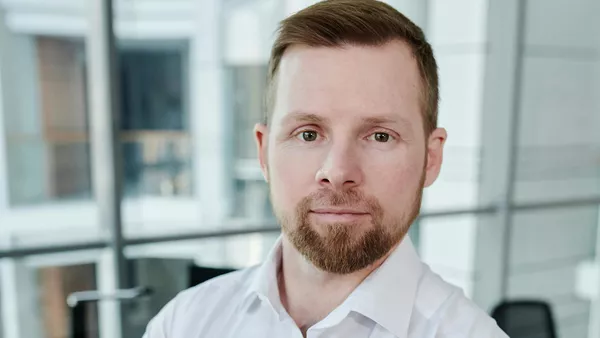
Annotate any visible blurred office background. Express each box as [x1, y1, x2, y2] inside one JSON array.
[[0, 0, 599, 337]]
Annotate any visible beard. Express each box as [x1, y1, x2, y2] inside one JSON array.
[[273, 172, 425, 275]]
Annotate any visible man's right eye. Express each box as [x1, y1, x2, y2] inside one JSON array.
[[295, 130, 319, 142]]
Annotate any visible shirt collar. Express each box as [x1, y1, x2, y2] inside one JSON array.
[[343, 235, 423, 337], [242, 236, 285, 316], [242, 235, 423, 336]]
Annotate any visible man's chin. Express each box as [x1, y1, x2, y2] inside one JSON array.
[[312, 222, 373, 241], [285, 221, 400, 274], [309, 211, 371, 224]]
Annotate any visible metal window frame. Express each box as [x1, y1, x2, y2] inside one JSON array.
[[1, 197, 599, 260]]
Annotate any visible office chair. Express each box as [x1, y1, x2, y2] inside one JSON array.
[[491, 300, 557, 338]]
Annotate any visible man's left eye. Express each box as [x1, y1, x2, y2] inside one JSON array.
[[368, 132, 392, 143]]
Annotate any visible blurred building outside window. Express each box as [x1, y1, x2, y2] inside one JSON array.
[[5, 37, 192, 207]]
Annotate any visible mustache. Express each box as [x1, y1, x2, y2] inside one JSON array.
[[307, 189, 366, 206], [299, 188, 382, 215]]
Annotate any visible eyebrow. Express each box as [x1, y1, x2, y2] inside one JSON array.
[[281, 111, 413, 130], [281, 112, 330, 126], [362, 116, 413, 131]]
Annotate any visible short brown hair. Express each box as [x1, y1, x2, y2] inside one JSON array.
[[265, 0, 439, 134]]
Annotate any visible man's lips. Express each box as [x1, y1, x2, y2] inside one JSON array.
[[309, 208, 370, 222], [310, 207, 369, 215]]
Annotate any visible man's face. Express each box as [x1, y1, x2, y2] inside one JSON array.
[[255, 41, 446, 274]]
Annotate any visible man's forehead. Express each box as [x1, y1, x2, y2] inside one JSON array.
[[272, 42, 422, 120], [279, 40, 416, 68]]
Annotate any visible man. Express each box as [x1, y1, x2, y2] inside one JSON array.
[[143, 1, 508, 337]]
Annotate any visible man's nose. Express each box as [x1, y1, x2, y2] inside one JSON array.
[[315, 142, 364, 191]]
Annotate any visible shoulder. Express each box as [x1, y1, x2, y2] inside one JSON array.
[[412, 266, 509, 338], [171, 266, 257, 310], [143, 266, 259, 337]]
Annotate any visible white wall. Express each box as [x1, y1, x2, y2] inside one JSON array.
[[0, 16, 46, 206], [0, 0, 196, 38], [0, 259, 44, 338], [0, 8, 10, 212], [419, 0, 489, 297], [501, 1, 600, 336]]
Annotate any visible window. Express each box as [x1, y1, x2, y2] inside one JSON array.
[[227, 65, 272, 219], [119, 47, 192, 197]]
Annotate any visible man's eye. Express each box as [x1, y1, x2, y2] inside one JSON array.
[[297, 130, 319, 142], [369, 132, 392, 143]]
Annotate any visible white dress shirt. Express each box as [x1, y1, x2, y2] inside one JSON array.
[[143, 236, 509, 338]]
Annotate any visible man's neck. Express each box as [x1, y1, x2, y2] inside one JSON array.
[[277, 237, 395, 333]]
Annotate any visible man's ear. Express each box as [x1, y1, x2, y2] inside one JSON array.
[[423, 128, 447, 188], [254, 123, 269, 182]]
